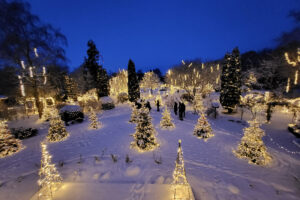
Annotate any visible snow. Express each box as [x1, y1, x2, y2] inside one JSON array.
[[59, 105, 82, 113], [0, 101, 300, 200]]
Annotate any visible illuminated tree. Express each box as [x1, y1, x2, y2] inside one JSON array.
[[172, 140, 194, 200], [234, 120, 271, 165], [160, 107, 175, 129], [38, 142, 62, 199], [109, 70, 128, 96], [64, 75, 78, 101], [89, 108, 100, 129], [140, 71, 160, 94], [220, 48, 241, 113], [47, 110, 69, 142], [131, 106, 159, 151], [193, 92, 204, 114], [129, 104, 139, 123], [193, 113, 214, 141], [127, 59, 140, 102], [0, 120, 22, 158]]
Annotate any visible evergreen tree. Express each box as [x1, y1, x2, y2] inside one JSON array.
[[64, 75, 78, 101], [131, 105, 158, 151], [129, 104, 139, 123], [0, 120, 22, 158], [193, 113, 214, 141], [193, 92, 204, 114], [220, 47, 242, 113], [234, 120, 271, 165], [38, 142, 62, 199], [127, 59, 140, 102], [160, 107, 175, 129], [83, 40, 109, 97], [47, 111, 69, 142], [89, 108, 100, 129]]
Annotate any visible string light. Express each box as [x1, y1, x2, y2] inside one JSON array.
[[21, 60, 25, 69], [18, 75, 25, 96], [188, 63, 192, 68], [201, 63, 204, 69], [286, 78, 290, 93], [38, 142, 62, 199], [294, 70, 298, 85], [34, 48, 39, 57], [29, 66, 33, 77], [217, 64, 220, 70], [210, 66, 213, 73], [181, 60, 185, 65]]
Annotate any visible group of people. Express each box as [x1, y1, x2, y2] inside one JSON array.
[[135, 99, 161, 112], [174, 101, 186, 121]]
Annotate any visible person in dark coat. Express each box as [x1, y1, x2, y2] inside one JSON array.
[[174, 102, 178, 115], [182, 102, 186, 118], [178, 102, 183, 121], [156, 100, 160, 112], [145, 101, 151, 111]]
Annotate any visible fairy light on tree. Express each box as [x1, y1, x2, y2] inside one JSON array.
[[160, 107, 175, 129], [294, 70, 298, 85], [172, 139, 194, 200], [0, 120, 23, 158], [193, 113, 214, 141], [89, 107, 100, 129], [129, 104, 139, 123], [38, 142, 62, 200], [193, 92, 204, 114], [284, 48, 300, 92], [109, 69, 128, 96], [140, 71, 160, 95], [47, 109, 69, 142], [286, 78, 291, 93], [131, 105, 159, 152], [234, 120, 271, 165]]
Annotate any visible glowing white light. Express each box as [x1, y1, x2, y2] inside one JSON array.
[[188, 63, 192, 68], [181, 60, 185, 65], [201, 63, 204, 69], [294, 70, 298, 85], [43, 66, 46, 76], [29, 67, 33, 77], [18, 75, 25, 96], [21, 60, 25, 69], [286, 78, 290, 93], [34, 48, 39, 57], [210, 66, 213, 73], [217, 64, 220, 70]]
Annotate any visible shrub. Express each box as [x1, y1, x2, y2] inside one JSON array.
[[11, 127, 38, 139], [100, 96, 115, 110], [117, 92, 128, 103]]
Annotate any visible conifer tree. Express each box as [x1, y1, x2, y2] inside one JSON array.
[[172, 140, 194, 200], [47, 110, 69, 142], [131, 105, 158, 151], [0, 120, 22, 158], [234, 120, 271, 165], [38, 142, 62, 199], [83, 40, 109, 97], [193, 92, 204, 114], [89, 108, 100, 129], [160, 107, 175, 129], [193, 113, 214, 141], [129, 104, 139, 123], [220, 47, 241, 113], [64, 75, 78, 101], [127, 59, 140, 102]]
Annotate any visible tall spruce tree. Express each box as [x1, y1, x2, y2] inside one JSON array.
[[220, 47, 241, 113], [83, 40, 109, 97], [127, 59, 140, 102]]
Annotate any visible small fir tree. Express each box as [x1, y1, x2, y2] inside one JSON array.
[[234, 120, 271, 165], [193, 113, 214, 141], [64, 75, 78, 101], [38, 142, 62, 199], [89, 108, 100, 129], [193, 92, 204, 114], [131, 105, 159, 151], [160, 107, 175, 129], [172, 140, 194, 200], [127, 59, 140, 102], [129, 104, 139, 123], [0, 120, 22, 158], [220, 47, 241, 113], [47, 111, 69, 142]]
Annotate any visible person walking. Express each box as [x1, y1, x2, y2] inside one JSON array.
[[174, 102, 178, 115], [179, 102, 183, 121], [156, 100, 160, 112]]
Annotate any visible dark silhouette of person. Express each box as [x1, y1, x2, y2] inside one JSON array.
[[145, 101, 151, 111], [179, 102, 183, 121], [182, 102, 186, 118], [156, 100, 160, 111], [135, 101, 142, 109], [174, 102, 178, 115]]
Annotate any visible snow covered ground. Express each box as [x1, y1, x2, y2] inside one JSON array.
[[0, 102, 300, 200]]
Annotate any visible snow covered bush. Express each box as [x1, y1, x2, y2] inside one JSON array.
[[193, 113, 214, 141], [47, 111, 69, 142], [100, 96, 115, 110], [234, 120, 271, 165], [117, 92, 128, 103], [59, 105, 84, 125], [11, 127, 38, 139], [0, 120, 23, 158], [160, 107, 175, 129], [131, 106, 159, 152]]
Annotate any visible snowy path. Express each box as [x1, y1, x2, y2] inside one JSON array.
[[0, 104, 300, 200]]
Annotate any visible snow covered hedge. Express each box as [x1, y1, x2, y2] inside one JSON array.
[[100, 96, 115, 110]]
